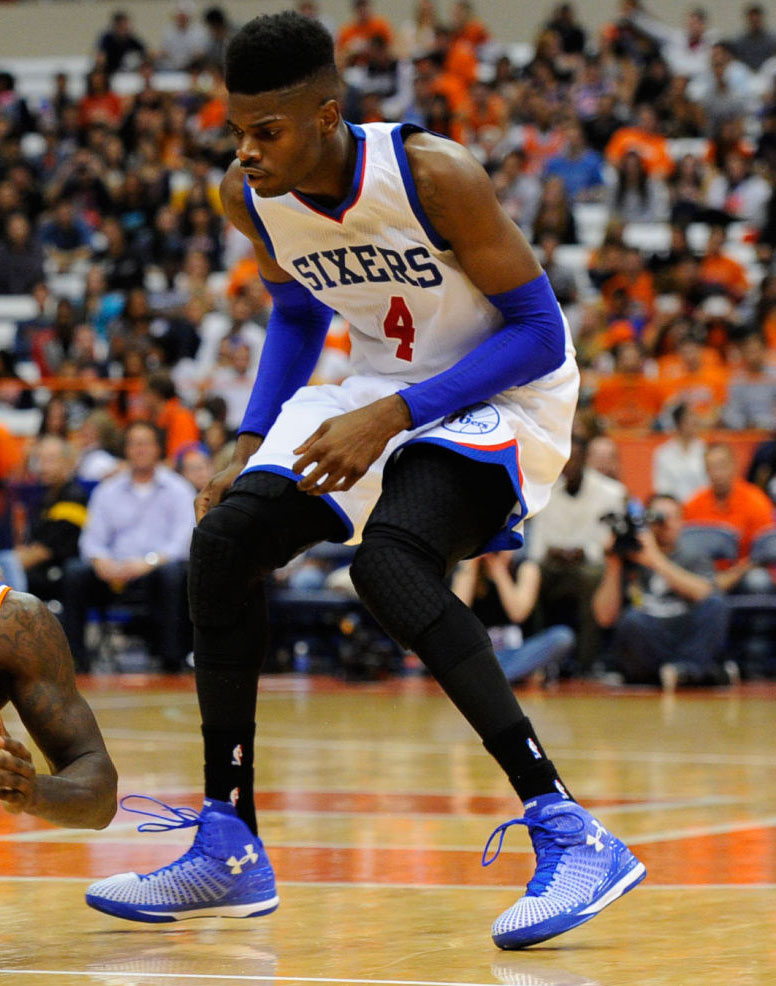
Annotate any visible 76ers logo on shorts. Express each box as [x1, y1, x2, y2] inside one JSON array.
[[443, 403, 500, 435]]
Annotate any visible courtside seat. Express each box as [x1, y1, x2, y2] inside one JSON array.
[[678, 523, 740, 563], [0, 295, 37, 322]]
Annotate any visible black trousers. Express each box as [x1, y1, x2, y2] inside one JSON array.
[[62, 558, 192, 672]]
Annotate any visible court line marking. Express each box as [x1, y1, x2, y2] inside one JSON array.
[[93, 727, 776, 767], [1, 876, 774, 891], [0, 794, 744, 843], [4, 707, 772, 767], [0, 971, 498, 985]]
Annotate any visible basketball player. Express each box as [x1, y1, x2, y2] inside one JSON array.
[[0, 585, 117, 828], [86, 12, 645, 946]]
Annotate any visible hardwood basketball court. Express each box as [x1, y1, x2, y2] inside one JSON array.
[[0, 674, 773, 986]]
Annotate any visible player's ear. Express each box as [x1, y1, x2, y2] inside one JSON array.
[[318, 98, 340, 136]]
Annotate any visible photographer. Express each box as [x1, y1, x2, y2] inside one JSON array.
[[592, 494, 733, 688]]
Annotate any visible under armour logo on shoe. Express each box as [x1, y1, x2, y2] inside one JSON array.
[[226, 845, 259, 874], [586, 822, 606, 852], [231, 744, 243, 766]]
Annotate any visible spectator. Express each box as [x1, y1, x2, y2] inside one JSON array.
[[451, 1, 490, 50], [659, 327, 729, 427], [732, 3, 776, 71], [593, 339, 664, 431], [684, 442, 774, 560], [11, 436, 88, 601], [202, 6, 237, 68], [546, 3, 586, 55], [95, 10, 147, 76], [491, 149, 541, 231], [722, 332, 776, 430], [0, 72, 35, 138], [527, 435, 627, 672], [601, 246, 656, 326], [176, 442, 214, 493], [337, 0, 393, 67], [531, 175, 577, 244], [748, 426, 776, 503], [538, 233, 578, 308], [452, 551, 576, 683], [39, 199, 92, 273], [688, 42, 756, 131], [626, 5, 717, 80], [605, 104, 674, 179], [544, 120, 605, 202], [652, 403, 708, 502], [72, 410, 122, 484], [608, 150, 670, 223], [202, 340, 255, 431], [706, 151, 772, 230], [62, 421, 195, 672], [699, 225, 750, 302], [144, 372, 200, 462], [158, 0, 209, 71], [586, 435, 623, 483], [77, 69, 124, 131], [0, 213, 44, 295], [592, 493, 733, 687]]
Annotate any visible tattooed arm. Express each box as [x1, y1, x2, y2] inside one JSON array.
[[0, 592, 117, 828]]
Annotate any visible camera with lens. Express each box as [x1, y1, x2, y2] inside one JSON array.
[[600, 505, 664, 559]]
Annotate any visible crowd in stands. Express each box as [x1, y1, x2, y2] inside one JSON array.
[[1, 0, 776, 681]]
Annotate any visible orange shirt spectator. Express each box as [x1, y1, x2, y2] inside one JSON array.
[[601, 270, 655, 320], [451, 1, 490, 49], [465, 83, 508, 141], [0, 422, 24, 479], [658, 346, 723, 379], [660, 368, 729, 426], [337, 1, 393, 66], [605, 107, 673, 179], [700, 253, 749, 300], [593, 374, 664, 430], [155, 397, 200, 461], [684, 478, 774, 559]]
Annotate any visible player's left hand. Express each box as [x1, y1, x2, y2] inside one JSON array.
[[0, 716, 36, 814], [292, 395, 412, 495]]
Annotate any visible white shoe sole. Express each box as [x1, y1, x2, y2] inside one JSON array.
[[137, 894, 280, 920]]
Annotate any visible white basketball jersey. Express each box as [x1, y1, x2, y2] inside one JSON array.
[[244, 122, 504, 384]]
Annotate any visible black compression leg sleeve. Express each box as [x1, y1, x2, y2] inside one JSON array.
[[190, 471, 346, 830], [351, 443, 570, 803]]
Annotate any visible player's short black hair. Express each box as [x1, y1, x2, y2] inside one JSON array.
[[225, 11, 335, 95]]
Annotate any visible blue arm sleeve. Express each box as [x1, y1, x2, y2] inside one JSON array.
[[398, 272, 567, 429], [238, 278, 334, 438]]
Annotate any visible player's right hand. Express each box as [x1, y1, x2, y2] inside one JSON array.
[[194, 462, 244, 524], [0, 719, 36, 814]]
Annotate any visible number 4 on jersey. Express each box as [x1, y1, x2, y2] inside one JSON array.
[[383, 296, 415, 362]]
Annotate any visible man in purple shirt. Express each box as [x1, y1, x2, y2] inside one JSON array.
[[62, 421, 196, 672]]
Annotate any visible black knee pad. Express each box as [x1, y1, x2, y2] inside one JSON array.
[[350, 535, 447, 648], [188, 522, 260, 627]]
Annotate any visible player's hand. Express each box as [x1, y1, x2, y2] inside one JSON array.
[[194, 462, 244, 523], [0, 717, 36, 815], [292, 396, 412, 496]]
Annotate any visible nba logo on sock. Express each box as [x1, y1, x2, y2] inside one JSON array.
[[231, 744, 243, 766], [527, 738, 542, 760], [229, 787, 240, 806]]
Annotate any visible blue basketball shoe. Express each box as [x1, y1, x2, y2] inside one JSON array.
[[483, 795, 646, 949], [86, 796, 279, 923]]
